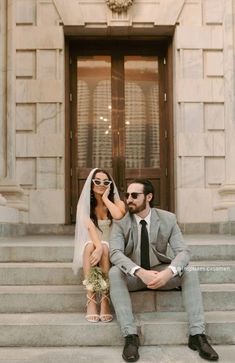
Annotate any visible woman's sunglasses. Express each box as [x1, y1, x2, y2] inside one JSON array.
[[92, 179, 112, 187], [124, 192, 144, 199]]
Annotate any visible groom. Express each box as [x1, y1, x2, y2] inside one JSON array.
[[108, 179, 219, 362]]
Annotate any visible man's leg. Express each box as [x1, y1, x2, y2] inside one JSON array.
[[109, 266, 146, 362], [153, 264, 205, 334], [109, 265, 145, 336], [180, 268, 205, 335], [154, 264, 218, 361]]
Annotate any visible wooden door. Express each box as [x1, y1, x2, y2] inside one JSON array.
[[69, 40, 173, 222]]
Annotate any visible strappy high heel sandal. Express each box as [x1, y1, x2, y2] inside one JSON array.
[[85, 293, 100, 323], [99, 293, 113, 323]]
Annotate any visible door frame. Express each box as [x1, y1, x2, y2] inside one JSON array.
[[65, 37, 174, 223]]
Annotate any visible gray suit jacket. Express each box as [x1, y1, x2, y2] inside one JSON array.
[[109, 208, 190, 276]]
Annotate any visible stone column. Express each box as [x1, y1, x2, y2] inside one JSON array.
[[0, 0, 7, 178], [214, 0, 235, 222], [6, 0, 16, 180], [0, 0, 27, 223]]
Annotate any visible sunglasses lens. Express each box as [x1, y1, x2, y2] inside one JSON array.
[[125, 192, 141, 199], [93, 179, 111, 186]]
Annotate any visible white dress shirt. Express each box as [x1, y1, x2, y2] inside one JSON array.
[[130, 210, 178, 277]]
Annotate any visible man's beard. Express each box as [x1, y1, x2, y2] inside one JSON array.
[[128, 198, 147, 214]]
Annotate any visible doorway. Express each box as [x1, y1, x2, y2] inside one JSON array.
[[68, 40, 173, 222]]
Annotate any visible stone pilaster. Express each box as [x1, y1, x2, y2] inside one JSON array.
[[0, 0, 28, 222], [0, 0, 7, 178], [214, 0, 235, 221]]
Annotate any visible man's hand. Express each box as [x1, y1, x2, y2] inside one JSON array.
[[147, 268, 173, 289], [135, 268, 173, 289]]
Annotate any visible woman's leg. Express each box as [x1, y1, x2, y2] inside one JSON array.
[[83, 243, 99, 322], [99, 243, 110, 274], [99, 243, 113, 322]]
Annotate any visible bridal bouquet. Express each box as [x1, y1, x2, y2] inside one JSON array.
[[83, 267, 109, 293]]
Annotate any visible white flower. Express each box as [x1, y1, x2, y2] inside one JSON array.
[[83, 280, 94, 291], [83, 267, 110, 293], [100, 279, 108, 291]]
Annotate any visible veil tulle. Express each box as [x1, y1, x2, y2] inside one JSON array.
[[72, 168, 121, 275]]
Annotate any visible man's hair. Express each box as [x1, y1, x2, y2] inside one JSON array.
[[129, 179, 155, 207]]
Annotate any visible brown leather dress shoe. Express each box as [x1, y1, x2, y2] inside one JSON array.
[[188, 334, 219, 361], [122, 334, 139, 362]]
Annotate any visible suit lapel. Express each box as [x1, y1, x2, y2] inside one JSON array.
[[131, 215, 138, 248], [149, 209, 172, 264], [149, 209, 160, 245], [129, 215, 140, 264]]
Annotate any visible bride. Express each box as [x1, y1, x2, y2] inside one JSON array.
[[72, 168, 125, 322]]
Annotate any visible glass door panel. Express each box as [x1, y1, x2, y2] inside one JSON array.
[[77, 56, 112, 169], [124, 56, 161, 205], [125, 56, 160, 169]]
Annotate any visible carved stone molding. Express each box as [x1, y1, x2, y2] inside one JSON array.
[[106, 0, 134, 13], [0, 193, 7, 206], [53, 0, 84, 26], [0, 183, 28, 212]]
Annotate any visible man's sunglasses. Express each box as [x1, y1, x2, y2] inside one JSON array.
[[92, 179, 112, 187], [124, 192, 144, 199]]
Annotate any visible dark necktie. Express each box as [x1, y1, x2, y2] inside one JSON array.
[[140, 220, 150, 270]]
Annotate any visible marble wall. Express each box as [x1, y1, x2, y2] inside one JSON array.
[[0, 0, 234, 225], [5, 0, 65, 223], [175, 0, 235, 223]]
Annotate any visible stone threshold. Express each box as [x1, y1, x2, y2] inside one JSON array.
[[179, 222, 235, 235], [0, 222, 234, 236]]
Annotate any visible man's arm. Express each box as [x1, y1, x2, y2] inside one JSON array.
[[109, 220, 139, 275], [168, 217, 190, 275]]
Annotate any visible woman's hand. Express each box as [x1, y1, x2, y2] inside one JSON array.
[[101, 187, 125, 220], [89, 245, 103, 266], [102, 186, 110, 200]]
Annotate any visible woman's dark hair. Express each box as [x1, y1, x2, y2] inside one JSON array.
[[90, 169, 114, 230], [130, 179, 155, 207]]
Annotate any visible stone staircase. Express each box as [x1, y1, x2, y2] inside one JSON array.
[[0, 234, 234, 362]]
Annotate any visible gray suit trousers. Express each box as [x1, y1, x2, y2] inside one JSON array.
[[109, 264, 205, 337]]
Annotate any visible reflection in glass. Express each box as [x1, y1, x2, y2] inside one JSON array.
[[124, 56, 160, 169], [77, 56, 112, 168]]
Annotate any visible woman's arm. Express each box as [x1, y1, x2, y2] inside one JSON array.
[[102, 187, 126, 219], [87, 219, 103, 266], [87, 219, 102, 248]]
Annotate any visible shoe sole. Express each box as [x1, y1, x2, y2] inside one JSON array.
[[85, 315, 100, 323], [122, 353, 139, 362], [188, 343, 219, 361]]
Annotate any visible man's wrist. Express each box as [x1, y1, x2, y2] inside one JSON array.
[[135, 268, 145, 278], [130, 266, 141, 276], [168, 265, 178, 276]]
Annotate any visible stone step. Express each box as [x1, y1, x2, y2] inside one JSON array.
[[0, 262, 80, 285], [0, 234, 234, 262], [0, 311, 234, 347], [192, 260, 235, 283], [0, 224, 75, 237], [0, 236, 72, 262], [0, 345, 234, 363], [0, 260, 234, 285], [186, 234, 235, 261], [0, 284, 234, 313]]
